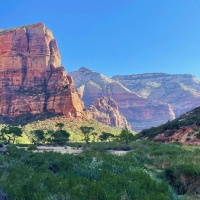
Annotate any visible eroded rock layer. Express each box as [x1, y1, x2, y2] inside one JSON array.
[[69, 67, 175, 131], [0, 23, 84, 117], [87, 97, 131, 129], [112, 73, 200, 118]]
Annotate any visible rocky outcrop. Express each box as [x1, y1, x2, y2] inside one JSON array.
[[69, 68, 175, 131], [0, 23, 84, 118], [87, 97, 131, 129], [112, 73, 200, 118]]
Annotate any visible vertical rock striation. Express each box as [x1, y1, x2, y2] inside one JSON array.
[[0, 23, 84, 117]]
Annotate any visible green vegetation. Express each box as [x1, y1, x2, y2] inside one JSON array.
[[99, 132, 114, 141], [31, 130, 45, 144], [1, 136, 200, 199], [0, 125, 22, 144], [22, 116, 122, 142], [196, 132, 200, 138], [139, 112, 200, 139], [0, 141, 180, 200], [80, 126, 94, 144], [50, 130, 70, 146], [118, 127, 135, 144], [1, 115, 200, 199], [0, 117, 134, 146]]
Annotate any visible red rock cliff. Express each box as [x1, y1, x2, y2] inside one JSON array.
[[0, 23, 84, 117]]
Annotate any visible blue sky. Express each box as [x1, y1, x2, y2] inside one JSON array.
[[1, 0, 200, 78]]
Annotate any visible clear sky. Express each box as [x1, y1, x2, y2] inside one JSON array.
[[1, 0, 200, 78]]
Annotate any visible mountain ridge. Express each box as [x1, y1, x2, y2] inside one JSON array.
[[112, 72, 200, 118], [69, 67, 176, 131]]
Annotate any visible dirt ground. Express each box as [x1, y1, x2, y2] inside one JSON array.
[[17, 146, 83, 154], [17, 146, 131, 155], [34, 146, 83, 154], [106, 150, 130, 155]]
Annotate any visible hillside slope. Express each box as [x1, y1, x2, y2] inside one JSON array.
[[139, 106, 200, 145]]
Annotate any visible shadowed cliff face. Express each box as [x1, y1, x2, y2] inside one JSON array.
[[87, 97, 131, 129], [69, 67, 175, 131], [0, 23, 84, 117]]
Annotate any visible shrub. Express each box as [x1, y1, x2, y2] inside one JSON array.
[[27, 145, 37, 150]]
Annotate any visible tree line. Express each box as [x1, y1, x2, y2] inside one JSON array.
[[0, 123, 135, 146]]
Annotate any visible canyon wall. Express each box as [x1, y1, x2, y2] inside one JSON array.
[[0, 23, 84, 117], [113, 73, 200, 118], [69, 68, 175, 131]]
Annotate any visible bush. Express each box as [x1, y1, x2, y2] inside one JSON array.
[[27, 145, 37, 150]]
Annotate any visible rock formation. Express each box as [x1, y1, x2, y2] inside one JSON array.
[[69, 67, 175, 131], [0, 23, 84, 118], [112, 73, 200, 118], [87, 97, 131, 129]]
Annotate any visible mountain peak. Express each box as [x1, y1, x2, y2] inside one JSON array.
[[78, 67, 93, 72]]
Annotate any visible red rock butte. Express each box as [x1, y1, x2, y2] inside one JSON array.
[[0, 22, 84, 117]]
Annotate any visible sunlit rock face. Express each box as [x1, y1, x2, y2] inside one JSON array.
[[0, 23, 84, 117], [87, 96, 131, 129], [69, 68, 175, 131], [112, 73, 200, 118]]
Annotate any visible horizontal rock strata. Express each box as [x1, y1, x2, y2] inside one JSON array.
[[69, 68, 175, 131]]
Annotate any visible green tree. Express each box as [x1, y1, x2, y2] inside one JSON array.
[[32, 130, 45, 145], [80, 126, 94, 144], [99, 132, 114, 142], [1, 126, 22, 144], [55, 123, 64, 131], [118, 127, 135, 144], [0, 127, 7, 144], [91, 132, 98, 142], [51, 130, 70, 146]]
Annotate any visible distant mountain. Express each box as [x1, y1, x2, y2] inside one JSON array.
[[69, 68, 175, 131], [87, 97, 131, 129], [139, 106, 200, 145], [112, 73, 200, 117]]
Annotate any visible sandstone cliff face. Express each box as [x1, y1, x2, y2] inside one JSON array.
[[0, 23, 84, 117], [112, 73, 200, 118], [69, 68, 175, 131], [87, 97, 131, 129]]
